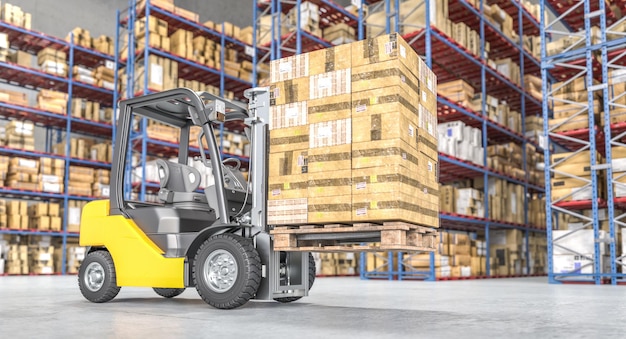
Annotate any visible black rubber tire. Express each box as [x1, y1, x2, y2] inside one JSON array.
[[193, 234, 261, 309], [78, 251, 121, 303], [153, 288, 186, 298], [274, 252, 316, 303]]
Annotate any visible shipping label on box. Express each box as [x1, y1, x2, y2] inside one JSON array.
[[270, 101, 308, 130], [309, 69, 351, 100], [309, 118, 351, 148], [270, 54, 309, 82]]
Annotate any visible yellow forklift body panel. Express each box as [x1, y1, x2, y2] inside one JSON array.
[[79, 200, 185, 288]]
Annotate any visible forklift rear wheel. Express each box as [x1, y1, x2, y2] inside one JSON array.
[[78, 251, 121, 303], [193, 234, 261, 309], [153, 288, 186, 298], [274, 253, 316, 303]]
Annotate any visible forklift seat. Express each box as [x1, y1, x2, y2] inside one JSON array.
[[156, 159, 210, 210]]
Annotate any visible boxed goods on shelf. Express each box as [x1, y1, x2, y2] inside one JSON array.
[[1, 3, 31, 29], [66, 200, 88, 233], [133, 55, 178, 93], [552, 229, 607, 275], [7, 156, 38, 192], [315, 253, 359, 276], [93, 35, 115, 55], [29, 245, 55, 274], [550, 150, 606, 202], [437, 121, 484, 165], [286, 1, 321, 37], [68, 166, 94, 196], [37, 47, 67, 76], [323, 23, 355, 45], [6, 200, 28, 230], [7, 50, 33, 68], [0, 33, 7, 62], [66, 27, 92, 48], [58, 244, 85, 274], [37, 89, 68, 114], [0, 88, 28, 106], [27, 202, 62, 232], [71, 98, 101, 121], [5, 244, 29, 274], [4, 120, 35, 150]]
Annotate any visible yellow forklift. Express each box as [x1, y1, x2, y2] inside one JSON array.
[[78, 88, 314, 309]]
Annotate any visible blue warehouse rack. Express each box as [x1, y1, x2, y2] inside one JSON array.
[[114, 0, 254, 203], [255, 0, 547, 281], [0, 21, 115, 275], [541, 0, 626, 285]]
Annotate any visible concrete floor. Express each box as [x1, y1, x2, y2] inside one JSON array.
[[0, 276, 625, 338]]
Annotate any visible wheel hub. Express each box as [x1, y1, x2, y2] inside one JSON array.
[[84, 262, 105, 292], [204, 249, 238, 293]]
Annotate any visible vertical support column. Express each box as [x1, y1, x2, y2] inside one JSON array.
[[583, 0, 601, 285], [598, 0, 616, 285], [540, 0, 556, 284], [139, 0, 151, 202], [62, 34, 76, 276], [358, 0, 364, 41], [518, 0, 531, 276], [296, 0, 302, 55], [479, 0, 490, 276]]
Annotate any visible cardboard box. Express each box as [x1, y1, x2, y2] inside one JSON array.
[[309, 195, 352, 223], [270, 78, 309, 106], [267, 198, 307, 225], [308, 170, 352, 198], [308, 144, 351, 173]]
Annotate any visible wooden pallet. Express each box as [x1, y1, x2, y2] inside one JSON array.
[[271, 221, 439, 253]]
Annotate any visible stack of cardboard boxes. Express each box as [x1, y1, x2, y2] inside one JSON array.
[[66, 27, 115, 55], [71, 98, 101, 121], [37, 89, 68, 114], [28, 202, 62, 232], [439, 177, 546, 229], [5, 244, 28, 274], [6, 200, 28, 230], [316, 253, 359, 276], [29, 245, 55, 274], [37, 47, 67, 77], [66, 27, 92, 48], [268, 33, 439, 228], [550, 150, 605, 203], [1, 3, 32, 29], [67, 166, 95, 196], [92, 169, 110, 198], [40, 158, 65, 194], [4, 120, 35, 151], [66, 200, 88, 233], [7, 157, 39, 191], [56, 243, 86, 274], [0, 89, 28, 107], [0, 33, 7, 62], [437, 121, 484, 165], [8, 49, 33, 68], [131, 55, 178, 93], [323, 23, 356, 45], [404, 229, 547, 278]]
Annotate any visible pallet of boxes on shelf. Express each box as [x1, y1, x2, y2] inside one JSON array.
[[403, 229, 547, 278], [314, 252, 359, 276], [268, 33, 440, 253]]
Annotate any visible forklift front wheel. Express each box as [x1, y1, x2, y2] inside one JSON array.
[[193, 234, 261, 309], [78, 251, 121, 303]]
